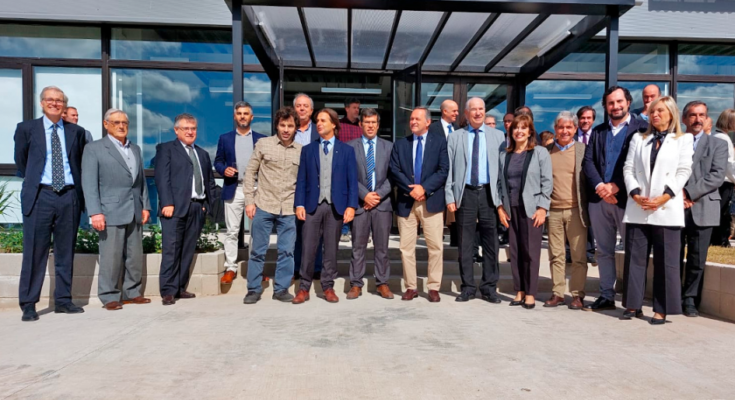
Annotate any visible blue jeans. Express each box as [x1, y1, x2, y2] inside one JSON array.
[[588, 201, 626, 301], [247, 209, 296, 294], [341, 222, 351, 236]]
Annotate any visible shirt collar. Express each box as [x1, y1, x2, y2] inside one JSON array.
[[413, 132, 427, 141], [693, 130, 705, 141], [179, 140, 195, 149], [362, 135, 375, 145], [236, 128, 251, 136], [469, 124, 484, 134], [108, 135, 130, 148], [43, 115, 63, 131], [441, 118, 453, 128], [609, 114, 631, 130], [320, 136, 335, 146], [297, 122, 312, 133], [555, 141, 575, 151]]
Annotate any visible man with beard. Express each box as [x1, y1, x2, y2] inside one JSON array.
[[214, 102, 265, 285]]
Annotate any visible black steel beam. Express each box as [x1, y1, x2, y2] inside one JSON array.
[[101, 25, 111, 136], [232, 0, 244, 109], [449, 13, 499, 72], [605, 9, 619, 88], [22, 64, 33, 121], [297, 7, 317, 68], [242, 5, 279, 80], [484, 14, 549, 72], [418, 11, 451, 67], [347, 8, 353, 69], [382, 10, 402, 70]]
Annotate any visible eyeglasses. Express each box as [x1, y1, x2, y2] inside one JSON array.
[[43, 98, 64, 104], [108, 121, 129, 127], [176, 127, 197, 132]]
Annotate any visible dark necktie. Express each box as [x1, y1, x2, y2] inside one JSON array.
[[51, 123, 65, 192], [471, 128, 480, 186], [448, 124, 453, 134], [583, 132, 589, 145], [188, 146, 203, 197], [414, 136, 423, 185], [323, 140, 330, 155], [366, 140, 375, 191]]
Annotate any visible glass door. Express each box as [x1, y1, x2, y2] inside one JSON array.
[[392, 64, 420, 140]]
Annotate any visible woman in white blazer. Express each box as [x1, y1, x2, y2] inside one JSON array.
[[622, 96, 693, 325]]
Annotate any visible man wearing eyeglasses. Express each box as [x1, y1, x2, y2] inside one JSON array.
[[14, 86, 88, 322]]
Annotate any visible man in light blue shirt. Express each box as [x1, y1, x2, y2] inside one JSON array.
[[40, 115, 75, 187]]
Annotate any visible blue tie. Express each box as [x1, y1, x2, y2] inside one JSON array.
[[448, 124, 453, 134], [471, 128, 480, 186], [323, 140, 330, 155], [414, 136, 423, 185], [366, 140, 375, 191]]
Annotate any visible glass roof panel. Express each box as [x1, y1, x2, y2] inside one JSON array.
[[252, 6, 311, 67], [352, 9, 396, 69], [304, 8, 348, 68], [386, 11, 444, 70], [457, 13, 538, 72], [423, 12, 493, 72], [492, 14, 585, 70]]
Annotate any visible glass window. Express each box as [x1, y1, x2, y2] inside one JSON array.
[[252, 6, 312, 67], [677, 83, 734, 123], [304, 8, 348, 68], [421, 83, 454, 116], [244, 73, 273, 136], [0, 24, 100, 59], [548, 41, 669, 74], [111, 28, 238, 64], [458, 14, 538, 72], [386, 11, 445, 70], [467, 83, 508, 124], [423, 12, 492, 72], [678, 44, 735, 76], [34, 67, 103, 140], [0, 69, 23, 163], [620, 81, 670, 116], [525, 80, 605, 132]]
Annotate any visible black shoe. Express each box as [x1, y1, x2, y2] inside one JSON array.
[[21, 305, 39, 322], [521, 301, 536, 310], [54, 303, 84, 314], [582, 297, 616, 312], [649, 317, 666, 325], [455, 292, 474, 302], [509, 298, 525, 306], [243, 291, 262, 304], [473, 256, 484, 264], [481, 293, 502, 304], [587, 256, 598, 266], [272, 290, 294, 302], [621, 309, 643, 320], [683, 304, 699, 317]]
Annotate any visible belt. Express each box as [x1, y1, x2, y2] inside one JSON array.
[[191, 198, 206, 203], [464, 184, 488, 191], [40, 184, 74, 192]]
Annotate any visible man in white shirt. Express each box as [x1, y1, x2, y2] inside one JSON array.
[[428, 99, 458, 138]]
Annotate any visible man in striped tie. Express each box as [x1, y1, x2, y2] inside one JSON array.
[[346, 109, 395, 299]]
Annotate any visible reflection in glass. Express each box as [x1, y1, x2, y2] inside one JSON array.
[[548, 41, 669, 74], [111, 28, 249, 64], [421, 83, 454, 115], [34, 67, 103, 140], [304, 8, 348, 68], [0, 24, 100, 59], [678, 44, 735, 76], [620, 81, 669, 116], [677, 83, 734, 123], [352, 9, 396, 69], [386, 11, 444, 70], [423, 12, 492, 71], [467, 83, 508, 124], [393, 80, 415, 140], [0, 70, 22, 163], [525, 80, 604, 132], [252, 6, 312, 67]]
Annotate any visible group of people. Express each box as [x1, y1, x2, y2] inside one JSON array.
[[14, 84, 735, 327]]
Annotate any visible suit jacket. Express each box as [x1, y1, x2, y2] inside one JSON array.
[[428, 120, 455, 139], [684, 133, 728, 227], [445, 125, 505, 208], [582, 117, 648, 208], [623, 132, 693, 227], [294, 139, 359, 216], [499, 146, 554, 218], [14, 117, 87, 216], [545, 142, 590, 227], [82, 137, 150, 226], [154, 139, 217, 218], [389, 133, 449, 218], [213, 130, 265, 201], [347, 137, 394, 214]]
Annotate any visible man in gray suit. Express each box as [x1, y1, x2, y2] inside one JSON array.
[[681, 101, 728, 317], [445, 97, 505, 303], [82, 108, 151, 311], [347, 108, 395, 300]]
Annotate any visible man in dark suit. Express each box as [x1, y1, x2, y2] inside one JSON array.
[[154, 113, 216, 306], [582, 86, 648, 312], [681, 101, 728, 317], [214, 101, 265, 285], [570, 105, 598, 266], [390, 107, 449, 303], [14, 86, 87, 321], [293, 108, 359, 304], [347, 108, 394, 300]]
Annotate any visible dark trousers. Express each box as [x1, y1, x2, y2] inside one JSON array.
[[350, 209, 392, 287], [159, 201, 205, 297], [295, 220, 323, 274], [509, 205, 542, 296], [712, 182, 734, 247], [456, 185, 499, 295], [681, 210, 714, 307], [300, 202, 342, 291], [623, 223, 682, 315], [19, 187, 81, 308]]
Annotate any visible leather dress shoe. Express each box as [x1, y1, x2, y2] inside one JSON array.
[[292, 289, 310, 304], [582, 297, 616, 312], [54, 303, 84, 314], [104, 301, 123, 311], [402, 289, 418, 301], [509, 297, 525, 306], [649, 316, 666, 325], [568, 296, 584, 310], [522, 300, 536, 309], [428, 290, 441, 303], [123, 296, 151, 305], [177, 291, 196, 299], [243, 291, 262, 304], [376, 285, 394, 299], [323, 288, 339, 303], [455, 292, 474, 302], [221, 270, 236, 285], [544, 295, 565, 308], [683, 304, 699, 317], [162, 295, 176, 306], [621, 309, 643, 320], [346, 286, 362, 300], [21, 305, 39, 322], [481, 293, 502, 304]]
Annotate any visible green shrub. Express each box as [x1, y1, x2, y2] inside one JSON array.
[[143, 224, 163, 254], [75, 228, 99, 254], [0, 229, 23, 253], [196, 221, 223, 253]]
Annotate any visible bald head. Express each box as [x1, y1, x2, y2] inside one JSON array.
[[641, 84, 661, 116], [440, 99, 459, 124]]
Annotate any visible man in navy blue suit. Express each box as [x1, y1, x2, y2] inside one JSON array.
[[14, 86, 88, 321], [214, 101, 265, 285], [390, 107, 449, 303], [292, 108, 358, 304]]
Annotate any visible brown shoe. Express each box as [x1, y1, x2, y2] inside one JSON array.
[[324, 288, 340, 303], [428, 290, 441, 303], [376, 285, 394, 299], [544, 295, 565, 308], [104, 301, 123, 310], [123, 296, 151, 305], [402, 289, 418, 301], [346, 286, 362, 300], [221, 271, 236, 285], [292, 289, 310, 304], [162, 295, 176, 306], [568, 296, 584, 310], [178, 291, 196, 299]]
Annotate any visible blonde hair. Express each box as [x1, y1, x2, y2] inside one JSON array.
[[642, 96, 684, 139], [715, 109, 735, 133]]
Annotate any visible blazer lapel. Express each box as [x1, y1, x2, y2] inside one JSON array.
[[574, 142, 585, 181], [641, 135, 654, 181], [174, 140, 193, 164], [32, 119, 47, 158], [64, 124, 76, 156], [104, 138, 133, 177], [693, 133, 707, 163], [355, 139, 367, 175]]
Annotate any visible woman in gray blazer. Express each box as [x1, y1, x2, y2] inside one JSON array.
[[498, 115, 553, 309]]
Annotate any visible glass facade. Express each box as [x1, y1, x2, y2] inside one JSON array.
[[679, 44, 735, 76], [0, 24, 100, 59], [677, 83, 734, 121], [0, 69, 23, 163], [549, 41, 669, 74], [525, 80, 605, 132]]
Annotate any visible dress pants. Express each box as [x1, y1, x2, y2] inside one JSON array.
[[247, 208, 295, 294], [547, 208, 588, 298], [299, 202, 342, 291], [350, 209, 392, 287], [295, 219, 323, 274], [712, 182, 734, 246], [456, 185, 499, 296], [159, 200, 205, 297], [680, 209, 713, 307], [397, 200, 444, 291], [223, 184, 246, 272], [509, 205, 543, 296], [623, 223, 682, 315], [19, 187, 81, 308], [98, 220, 144, 305], [588, 201, 626, 301]]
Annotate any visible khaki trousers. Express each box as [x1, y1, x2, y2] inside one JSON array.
[[547, 208, 588, 298], [397, 201, 444, 291]]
